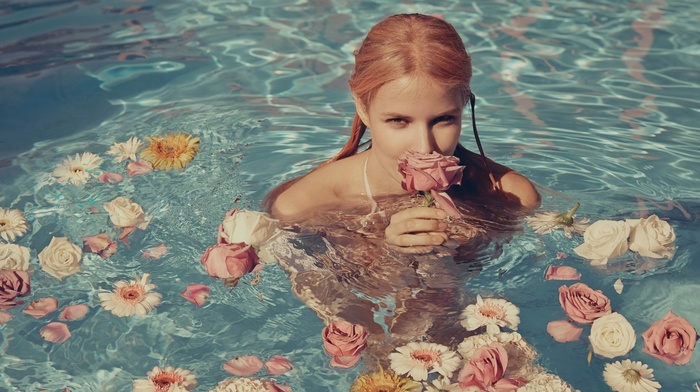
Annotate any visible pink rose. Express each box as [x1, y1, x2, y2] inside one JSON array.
[[0, 270, 31, 309], [322, 320, 369, 368], [642, 311, 697, 365], [558, 283, 611, 324], [458, 342, 523, 391], [200, 242, 259, 279], [398, 151, 464, 193]]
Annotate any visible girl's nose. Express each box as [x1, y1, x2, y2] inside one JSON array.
[[414, 124, 435, 154]]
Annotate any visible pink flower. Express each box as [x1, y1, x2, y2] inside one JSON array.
[[398, 151, 464, 193], [40, 322, 71, 343], [457, 342, 523, 391], [558, 283, 611, 324], [224, 355, 263, 376], [126, 159, 153, 177], [322, 320, 369, 368], [59, 304, 89, 321], [264, 355, 293, 375], [98, 171, 124, 183], [23, 297, 59, 318], [180, 284, 211, 306], [142, 243, 168, 259], [545, 265, 581, 281], [0, 270, 31, 309], [82, 233, 117, 258], [547, 320, 583, 342], [200, 242, 259, 279], [642, 311, 697, 365]]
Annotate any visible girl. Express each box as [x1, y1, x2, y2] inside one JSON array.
[[263, 14, 540, 252]]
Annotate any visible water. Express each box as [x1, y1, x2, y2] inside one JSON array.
[[1, 0, 699, 391]]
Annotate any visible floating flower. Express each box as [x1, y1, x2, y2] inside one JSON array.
[[460, 295, 520, 334], [351, 366, 422, 392], [627, 215, 676, 259], [59, 304, 89, 321], [52, 152, 102, 185], [546, 320, 583, 343], [40, 322, 71, 343], [132, 366, 197, 392], [140, 132, 200, 171], [526, 202, 589, 238], [106, 136, 143, 163], [558, 283, 611, 324], [590, 312, 636, 358], [180, 284, 210, 306], [210, 378, 290, 392], [0, 208, 28, 243], [0, 243, 30, 271], [200, 242, 259, 286], [641, 310, 697, 365], [218, 209, 279, 248], [573, 219, 631, 265], [457, 332, 538, 380], [223, 356, 264, 377], [38, 237, 82, 280], [516, 372, 578, 392], [98, 273, 162, 317], [104, 196, 151, 229], [82, 233, 117, 259], [23, 297, 58, 318], [457, 341, 524, 391], [0, 269, 30, 309], [389, 341, 461, 381], [322, 320, 369, 368], [127, 159, 153, 177], [264, 355, 293, 375], [544, 265, 581, 281], [603, 360, 661, 392]]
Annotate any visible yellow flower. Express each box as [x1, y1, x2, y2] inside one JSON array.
[[351, 366, 422, 392], [140, 133, 200, 171]]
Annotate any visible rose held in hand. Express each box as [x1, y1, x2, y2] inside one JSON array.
[[398, 151, 464, 193], [642, 311, 697, 365]]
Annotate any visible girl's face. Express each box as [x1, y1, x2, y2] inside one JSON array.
[[357, 75, 464, 179]]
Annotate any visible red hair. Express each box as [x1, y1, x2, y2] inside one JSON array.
[[262, 14, 474, 211]]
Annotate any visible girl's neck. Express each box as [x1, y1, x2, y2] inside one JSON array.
[[366, 151, 405, 196]]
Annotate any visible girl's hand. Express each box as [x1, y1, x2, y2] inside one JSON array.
[[385, 207, 448, 252]]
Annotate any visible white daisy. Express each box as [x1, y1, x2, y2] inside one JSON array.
[[52, 152, 103, 185], [516, 372, 579, 392], [603, 360, 661, 392], [388, 341, 461, 382], [107, 136, 143, 162], [132, 366, 197, 392], [209, 377, 269, 392], [525, 202, 589, 238], [460, 295, 520, 335], [0, 208, 29, 242], [99, 273, 162, 317]]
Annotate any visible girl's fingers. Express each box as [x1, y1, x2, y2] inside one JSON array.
[[390, 206, 447, 223]]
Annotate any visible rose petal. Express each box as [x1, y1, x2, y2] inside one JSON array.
[[126, 159, 153, 177], [547, 320, 583, 342], [82, 233, 117, 258], [0, 310, 13, 324], [431, 190, 461, 218], [59, 304, 89, 321], [545, 265, 581, 281], [40, 322, 71, 343], [119, 226, 136, 248], [330, 355, 361, 368], [224, 355, 264, 376], [98, 171, 124, 184], [142, 244, 168, 259], [88, 207, 100, 214], [264, 355, 293, 375], [614, 278, 624, 294], [556, 252, 568, 259], [266, 382, 292, 392], [180, 284, 210, 306], [23, 297, 59, 318]]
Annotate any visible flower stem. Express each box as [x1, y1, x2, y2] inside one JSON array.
[[422, 192, 435, 207], [556, 202, 580, 226]]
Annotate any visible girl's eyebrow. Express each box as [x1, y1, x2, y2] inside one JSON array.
[[380, 108, 461, 118]]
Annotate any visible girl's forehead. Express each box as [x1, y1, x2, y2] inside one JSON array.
[[369, 76, 463, 111]]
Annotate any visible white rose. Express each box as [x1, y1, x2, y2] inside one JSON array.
[[103, 197, 150, 229], [626, 215, 675, 259], [0, 244, 31, 271], [38, 237, 82, 280], [218, 209, 279, 248], [573, 220, 630, 265], [589, 312, 636, 358]]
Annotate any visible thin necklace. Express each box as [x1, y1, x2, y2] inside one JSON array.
[[370, 152, 403, 190]]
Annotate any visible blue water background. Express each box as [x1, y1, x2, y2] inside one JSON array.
[[1, 0, 699, 391]]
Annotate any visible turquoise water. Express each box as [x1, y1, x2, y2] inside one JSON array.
[[1, 0, 699, 391]]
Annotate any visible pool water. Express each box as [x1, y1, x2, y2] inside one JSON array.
[[1, 0, 699, 391]]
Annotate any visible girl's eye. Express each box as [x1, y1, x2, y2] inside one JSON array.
[[387, 118, 408, 126], [436, 116, 455, 124]]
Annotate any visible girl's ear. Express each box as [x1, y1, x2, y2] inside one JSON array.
[[354, 97, 370, 126]]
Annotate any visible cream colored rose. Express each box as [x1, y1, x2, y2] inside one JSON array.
[[0, 244, 31, 271], [217, 209, 279, 248], [38, 237, 81, 280], [627, 215, 675, 259], [573, 220, 630, 265], [589, 312, 636, 358], [103, 197, 150, 229]]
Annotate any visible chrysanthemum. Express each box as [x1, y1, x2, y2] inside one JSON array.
[[351, 366, 422, 392], [0, 208, 28, 242], [388, 342, 461, 382], [98, 273, 162, 317], [209, 377, 283, 392], [132, 366, 197, 392], [525, 202, 589, 238], [107, 136, 143, 162], [460, 295, 520, 335], [140, 133, 200, 171], [52, 152, 103, 185], [603, 360, 661, 392]]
